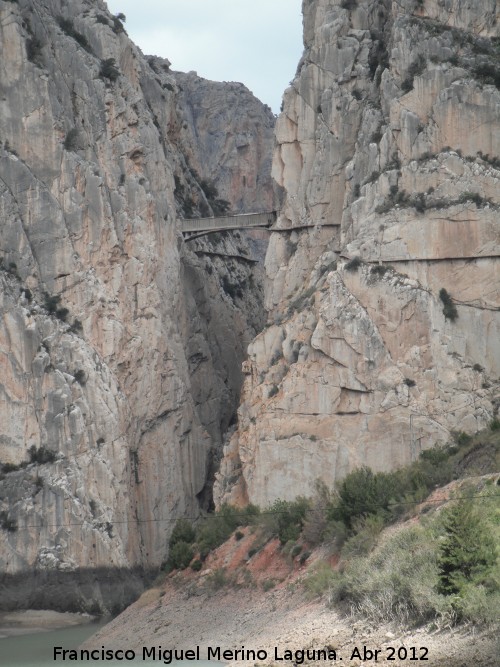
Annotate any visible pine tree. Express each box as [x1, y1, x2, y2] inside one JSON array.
[[437, 498, 497, 596]]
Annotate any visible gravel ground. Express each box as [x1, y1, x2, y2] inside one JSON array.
[[85, 579, 498, 666]]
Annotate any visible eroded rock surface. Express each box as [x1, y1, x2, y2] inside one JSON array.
[[0, 0, 271, 611], [215, 0, 500, 507], [173, 70, 276, 214]]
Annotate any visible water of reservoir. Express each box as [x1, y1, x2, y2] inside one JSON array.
[[0, 621, 221, 667]]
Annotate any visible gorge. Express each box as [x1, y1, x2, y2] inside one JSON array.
[[1, 0, 499, 617]]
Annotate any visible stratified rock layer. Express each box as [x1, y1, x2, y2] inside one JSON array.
[[0, 0, 272, 611], [215, 0, 500, 507]]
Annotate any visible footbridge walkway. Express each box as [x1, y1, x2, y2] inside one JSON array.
[[180, 211, 278, 241]]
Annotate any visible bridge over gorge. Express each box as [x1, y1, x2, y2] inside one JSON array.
[[179, 211, 279, 241]]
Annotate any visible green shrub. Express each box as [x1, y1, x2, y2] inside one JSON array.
[[330, 467, 397, 528], [196, 504, 241, 555], [96, 14, 109, 26], [170, 518, 196, 547], [339, 523, 442, 625], [0, 511, 18, 532], [439, 288, 458, 321], [43, 291, 69, 321], [63, 128, 79, 151], [55, 307, 69, 322], [2, 462, 24, 473], [199, 179, 230, 216], [477, 152, 500, 170], [191, 559, 202, 572], [473, 62, 500, 90], [341, 514, 385, 557], [112, 15, 125, 34], [74, 370, 86, 385], [450, 581, 500, 626], [490, 419, 500, 431], [345, 257, 362, 272], [324, 487, 500, 627], [221, 275, 242, 300], [299, 550, 311, 565], [167, 541, 193, 570], [263, 497, 310, 545], [69, 319, 83, 334], [401, 55, 426, 92], [458, 191, 488, 207], [28, 446, 56, 464], [437, 498, 497, 597], [27, 37, 44, 65], [370, 264, 389, 277], [242, 503, 261, 523], [262, 578, 276, 591], [234, 530, 244, 541], [304, 561, 342, 601], [57, 17, 92, 52], [99, 58, 120, 82], [43, 292, 61, 314], [205, 568, 227, 591], [453, 431, 472, 447]]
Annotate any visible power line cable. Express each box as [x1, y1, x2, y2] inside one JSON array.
[[8, 491, 500, 532]]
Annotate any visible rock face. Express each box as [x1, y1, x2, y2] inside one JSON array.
[[0, 0, 272, 611], [214, 0, 500, 507], [173, 70, 276, 214]]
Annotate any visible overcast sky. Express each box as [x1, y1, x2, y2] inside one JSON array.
[[106, 0, 304, 113]]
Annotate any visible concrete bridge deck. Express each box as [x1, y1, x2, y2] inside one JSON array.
[[180, 211, 278, 240]]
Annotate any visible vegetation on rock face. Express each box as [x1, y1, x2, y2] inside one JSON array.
[[57, 17, 92, 53], [99, 58, 120, 82], [401, 55, 426, 92], [63, 128, 79, 151], [439, 288, 458, 321], [345, 257, 362, 272], [28, 446, 57, 465], [199, 179, 230, 216], [340, 0, 358, 9], [0, 511, 17, 532]]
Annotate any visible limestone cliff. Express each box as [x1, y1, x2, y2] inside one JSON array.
[[0, 0, 271, 611], [215, 0, 500, 507], [173, 69, 276, 214]]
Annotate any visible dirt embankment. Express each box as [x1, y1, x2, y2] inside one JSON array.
[[85, 527, 498, 666]]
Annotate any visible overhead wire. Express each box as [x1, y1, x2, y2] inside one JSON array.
[[8, 490, 500, 532]]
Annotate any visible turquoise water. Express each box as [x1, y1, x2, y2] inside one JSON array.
[[0, 622, 221, 666]]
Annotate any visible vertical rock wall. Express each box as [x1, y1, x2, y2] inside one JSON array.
[[215, 0, 500, 507], [0, 0, 272, 611]]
